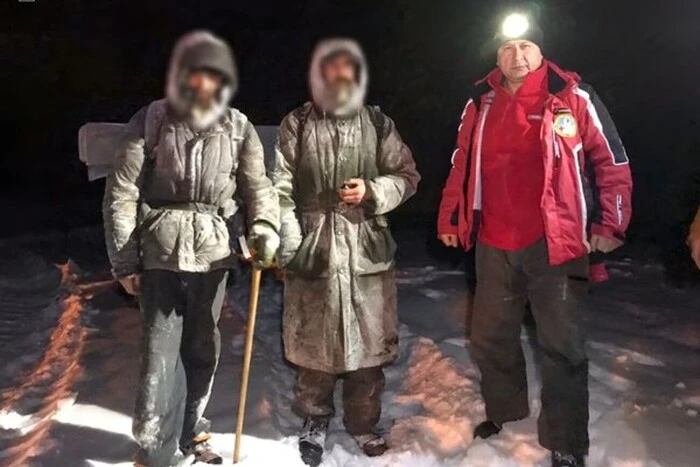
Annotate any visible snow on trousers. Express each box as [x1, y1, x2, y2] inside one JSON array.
[[292, 366, 385, 436], [471, 240, 590, 455], [133, 269, 228, 467]]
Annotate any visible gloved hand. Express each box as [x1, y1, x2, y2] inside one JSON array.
[[248, 222, 280, 269], [118, 274, 140, 295]]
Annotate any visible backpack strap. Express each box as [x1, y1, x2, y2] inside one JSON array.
[[139, 100, 167, 206], [295, 102, 314, 164], [366, 105, 387, 168], [144, 99, 167, 160]]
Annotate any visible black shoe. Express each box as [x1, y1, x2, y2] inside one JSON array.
[[299, 417, 329, 467], [353, 433, 388, 457], [473, 420, 502, 440], [551, 451, 585, 467]]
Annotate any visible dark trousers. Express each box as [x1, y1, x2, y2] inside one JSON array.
[[133, 269, 228, 467], [292, 366, 385, 436], [471, 240, 589, 455]]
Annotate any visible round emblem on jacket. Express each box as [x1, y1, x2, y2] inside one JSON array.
[[553, 113, 578, 138]]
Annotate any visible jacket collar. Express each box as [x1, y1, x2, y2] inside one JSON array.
[[545, 61, 580, 96], [478, 60, 580, 99], [167, 104, 233, 138]]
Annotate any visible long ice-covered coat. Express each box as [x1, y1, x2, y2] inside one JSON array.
[[273, 39, 420, 373]]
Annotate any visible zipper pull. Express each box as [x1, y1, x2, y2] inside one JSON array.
[[552, 128, 561, 168]]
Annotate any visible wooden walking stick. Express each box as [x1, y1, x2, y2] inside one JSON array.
[[234, 238, 263, 463]]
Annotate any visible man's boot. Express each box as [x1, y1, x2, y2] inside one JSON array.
[[298, 417, 329, 466], [551, 451, 585, 467], [182, 433, 223, 465], [353, 433, 388, 457], [473, 420, 502, 440], [133, 448, 194, 467]]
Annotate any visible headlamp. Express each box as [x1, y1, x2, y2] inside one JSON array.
[[502, 13, 530, 40]]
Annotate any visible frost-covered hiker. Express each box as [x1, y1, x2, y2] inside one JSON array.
[[103, 31, 279, 467], [273, 39, 419, 466], [437, 14, 632, 467]]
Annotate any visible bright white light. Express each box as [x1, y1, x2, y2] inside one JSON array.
[[502, 13, 530, 39]]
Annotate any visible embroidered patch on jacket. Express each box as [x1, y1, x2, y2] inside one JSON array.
[[553, 113, 578, 138]]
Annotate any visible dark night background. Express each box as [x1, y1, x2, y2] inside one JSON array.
[[1, 0, 699, 276]]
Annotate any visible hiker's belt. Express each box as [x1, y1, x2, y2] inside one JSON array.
[[147, 200, 220, 215]]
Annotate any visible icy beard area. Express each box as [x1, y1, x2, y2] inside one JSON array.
[[2, 250, 699, 466]]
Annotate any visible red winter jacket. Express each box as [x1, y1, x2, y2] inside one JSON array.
[[438, 61, 633, 265]]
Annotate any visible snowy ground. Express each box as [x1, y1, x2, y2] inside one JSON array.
[[1, 231, 699, 466]]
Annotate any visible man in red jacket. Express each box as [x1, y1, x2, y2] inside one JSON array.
[[437, 14, 632, 467]]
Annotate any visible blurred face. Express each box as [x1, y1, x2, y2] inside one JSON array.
[[321, 52, 358, 105], [187, 70, 223, 109], [497, 40, 543, 83]]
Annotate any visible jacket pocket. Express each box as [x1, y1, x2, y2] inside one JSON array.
[[139, 209, 178, 256], [193, 215, 229, 254], [356, 215, 397, 275], [285, 212, 330, 278]]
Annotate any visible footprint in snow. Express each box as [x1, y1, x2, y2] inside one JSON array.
[[419, 288, 448, 301], [589, 362, 636, 392], [588, 341, 665, 367]]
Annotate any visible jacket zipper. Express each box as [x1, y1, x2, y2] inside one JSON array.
[[552, 126, 561, 169], [551, 124, 563, 206]]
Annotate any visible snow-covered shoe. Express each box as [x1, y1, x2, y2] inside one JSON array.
[[353, 433, 388, 457], [133, 448, 194, 467], [298, 417, 329, 466], [183, 433, 223, 465], [473, 420, 502, 439], [551, 451, 585, 467], [134, 449, 194, 467], [191, 442, 222, 465]]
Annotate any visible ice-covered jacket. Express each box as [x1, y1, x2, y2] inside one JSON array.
[[103, 31, 279, 277], [438, 61, 632, 265]]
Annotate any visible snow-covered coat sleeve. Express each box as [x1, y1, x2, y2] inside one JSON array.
[[576, 84, 633, 243], [364, 116, 420, 215], [272, 110, 304, 267], [236, 121, 280, 231], [102, 107, 148, 278], [437, 99, 476, 236]]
